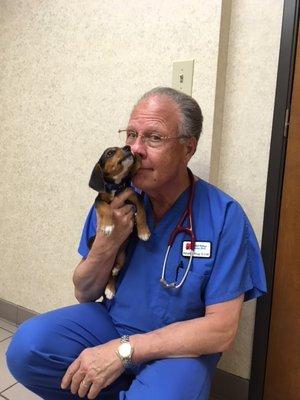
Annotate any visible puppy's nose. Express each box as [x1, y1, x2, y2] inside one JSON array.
[[123, 145, 131, 152]]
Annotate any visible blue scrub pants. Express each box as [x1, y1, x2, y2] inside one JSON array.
[[6, 303, 217, 399]]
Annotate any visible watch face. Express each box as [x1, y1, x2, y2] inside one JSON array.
[[119, 342, 132, 358]]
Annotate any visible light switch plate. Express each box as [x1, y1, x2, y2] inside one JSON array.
[[172, 59, 194, 95]]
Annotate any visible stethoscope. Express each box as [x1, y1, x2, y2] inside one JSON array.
[[160, 168, 196, 289]]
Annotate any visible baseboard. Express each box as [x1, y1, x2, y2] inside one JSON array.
[[0, 298, 249, 399], [0, 298, 38, 325], [211, 368, 249, 400]]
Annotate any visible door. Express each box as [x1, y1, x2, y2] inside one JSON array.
[[263, 27, 300, 399]]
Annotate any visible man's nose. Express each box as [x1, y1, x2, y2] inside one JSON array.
[[130, 136, 147, 158]]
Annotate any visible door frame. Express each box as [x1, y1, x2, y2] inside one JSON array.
[[249, 1, 299, 399]]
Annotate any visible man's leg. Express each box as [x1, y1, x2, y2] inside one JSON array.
[[119, 354, 220, 400], [6, 302, 133, 399]]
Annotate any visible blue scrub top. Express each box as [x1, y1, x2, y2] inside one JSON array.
[[78, 178, 267, 334]]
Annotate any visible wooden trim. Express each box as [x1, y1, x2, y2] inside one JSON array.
[[249, 1, 300, 399]]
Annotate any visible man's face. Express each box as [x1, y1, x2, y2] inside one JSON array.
[[126, 95, 193, 194]]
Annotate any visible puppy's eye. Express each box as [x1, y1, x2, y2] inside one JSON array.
[[106, 149, 116, 157]]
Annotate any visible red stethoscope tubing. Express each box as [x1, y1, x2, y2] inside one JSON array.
[[167, 168, 196, 250], [160, 168, 196, 289]]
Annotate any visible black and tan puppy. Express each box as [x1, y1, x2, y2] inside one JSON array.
[[88, 145, 150, 299]]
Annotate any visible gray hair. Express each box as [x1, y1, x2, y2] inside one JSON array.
[[135, 87, 203, 141]]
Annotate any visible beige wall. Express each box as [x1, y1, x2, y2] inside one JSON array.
[[216, 0, 283, 377], [0, 0, 283, 379]]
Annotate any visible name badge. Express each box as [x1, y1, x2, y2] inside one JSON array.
[[182, 241, 211, 258]]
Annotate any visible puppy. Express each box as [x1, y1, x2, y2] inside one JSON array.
[[88, 145, 150, 299]]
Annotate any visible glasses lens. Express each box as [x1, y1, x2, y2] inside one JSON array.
[[145, 133, 165, 148], [118, 130, 166, 148]]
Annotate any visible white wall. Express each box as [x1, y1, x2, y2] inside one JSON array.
[[0, 0, 284, 379], [0, 0, 222, 307]]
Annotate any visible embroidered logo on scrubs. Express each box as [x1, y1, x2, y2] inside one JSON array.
[[182, 241, 212, 258]]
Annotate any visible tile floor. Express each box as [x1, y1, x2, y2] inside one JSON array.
[[0, 318, 41, 399]]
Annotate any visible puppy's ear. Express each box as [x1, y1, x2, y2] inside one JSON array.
[[89, 163, 105, 192]]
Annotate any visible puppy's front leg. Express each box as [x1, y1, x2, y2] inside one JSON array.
[[104, 275, 117, 300], [127, 193, 151, 241], [105, 246, 127, 299], [111, 244, 126, 277], [96, 201, 114, 236]]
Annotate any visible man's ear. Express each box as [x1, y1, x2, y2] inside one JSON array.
[[184, 137, 197, 162], [89, 163, 105, 192]]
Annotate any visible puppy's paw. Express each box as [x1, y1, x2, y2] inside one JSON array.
[[138, 227, 151, 241], [105, 287, 115, 300], [112, 266, 120, 276], [101, 224, 115, 236]]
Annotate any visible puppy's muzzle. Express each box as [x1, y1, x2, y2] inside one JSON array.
[[118, 146, 133, 163]]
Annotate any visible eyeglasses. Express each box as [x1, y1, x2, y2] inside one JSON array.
[[118, 129, 188, 149]]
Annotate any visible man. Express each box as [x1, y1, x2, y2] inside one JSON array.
[[6, 87, 267, 399]]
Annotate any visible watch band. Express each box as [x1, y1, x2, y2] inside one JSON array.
[[116, 335, 134, 368], [121, 335, 130, 344]]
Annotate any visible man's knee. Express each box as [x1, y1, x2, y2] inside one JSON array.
[[120, 356, 219, 400], [6, 317, 41, 384]]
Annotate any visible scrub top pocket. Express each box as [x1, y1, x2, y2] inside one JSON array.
[[153, 266, 209, 325]]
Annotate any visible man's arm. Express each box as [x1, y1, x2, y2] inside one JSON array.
[[130, 294, 244, 362], [73, 239, 120, 303], [73, 190, 135, 303], [61, 294, 244, 395]]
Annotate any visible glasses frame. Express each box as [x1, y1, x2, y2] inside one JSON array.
[[118, 129, 189, 148]]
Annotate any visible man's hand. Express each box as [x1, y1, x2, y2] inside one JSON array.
[[94, 188, 136, 248], [61, 339, 124, 399]]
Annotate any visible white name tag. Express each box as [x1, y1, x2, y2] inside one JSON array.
[[182, 241, 211, 258]]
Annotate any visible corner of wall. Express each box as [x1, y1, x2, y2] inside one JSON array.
[[209, 0, 232, 185]]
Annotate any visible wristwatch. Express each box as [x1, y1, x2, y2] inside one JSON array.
[[116, 335, 134, 368]]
